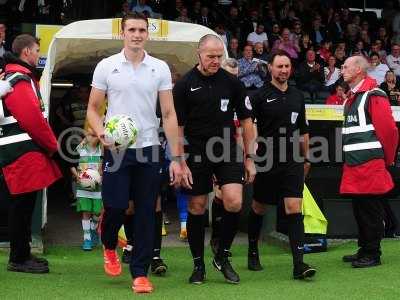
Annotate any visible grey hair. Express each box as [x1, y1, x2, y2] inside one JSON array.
[[198, 34, 223, 50], [352, 55, 370, 74], [221, 58, 238, 69]]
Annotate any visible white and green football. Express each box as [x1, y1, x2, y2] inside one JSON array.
[[104, 115, 138, 149]]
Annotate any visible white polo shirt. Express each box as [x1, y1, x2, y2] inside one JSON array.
[[92, 50, 172, 148]]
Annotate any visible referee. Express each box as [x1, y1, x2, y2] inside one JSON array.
[[173, 34, 256, 285], [247, 50, 317, 279]]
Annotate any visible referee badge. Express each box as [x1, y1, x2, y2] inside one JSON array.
[[245, 96, 252, 110], [291, 112, 299, 124], [220, 99, 229, 112]]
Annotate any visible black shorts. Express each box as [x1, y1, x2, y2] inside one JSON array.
[[184, 145, 244, 196], [253, 161, 304, 204]]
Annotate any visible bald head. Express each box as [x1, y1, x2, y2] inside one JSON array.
[[198, 34, 223, 52], [349, 55, 370, 74], [341, 55, 370, 86]]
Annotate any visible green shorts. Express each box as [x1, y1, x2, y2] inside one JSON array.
[[76, 197, 103, 215]]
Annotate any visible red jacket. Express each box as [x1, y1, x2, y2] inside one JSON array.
[[2, 63, 61, 194], [340, 76, 399, 195], [325, 94, 345, 105]]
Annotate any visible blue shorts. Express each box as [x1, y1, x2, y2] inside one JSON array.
[[102, 146, 162, 209]]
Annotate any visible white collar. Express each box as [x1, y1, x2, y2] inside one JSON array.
[[351, 79, 365, 94], [118, 49, 150, 65], [307, 61, 315, 67]]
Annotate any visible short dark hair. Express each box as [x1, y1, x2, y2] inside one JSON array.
[[12, 34, 40, 56], [121, 12, 148, 30], [337, 81, 350, 93], [370, 52, 379, 58], [214, 23, 225, 30], [269, 50, 291, 64]]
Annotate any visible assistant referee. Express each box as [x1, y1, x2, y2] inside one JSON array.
[[247, 50, 317, 279]]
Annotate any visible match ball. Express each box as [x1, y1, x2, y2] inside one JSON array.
[[104, 115, 138, 149], [79, 168, 101, 191]]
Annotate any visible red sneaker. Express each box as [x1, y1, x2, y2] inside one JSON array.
[[103, 249, 122, 276], [132, 276, 154, 293]]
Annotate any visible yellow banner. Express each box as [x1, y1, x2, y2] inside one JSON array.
[[306, 107, 344, 121], [112, 18, 169, 39], [35, 24, 63, 68]]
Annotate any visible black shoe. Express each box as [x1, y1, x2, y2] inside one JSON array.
[[7, 260, 49, 274], [248, 252, 263, 271], [122, 248, 132, 264], [30, 255, 49, 267], [189, 265, 206, 284], [163, 213, 171, 225], [385, 231, 400, 238], [351, 256, 381, 268], [293, 263, 317, 280], [151, 258, 168, 276], [210, 238, 219, 256], [210, 239, 232, 257], [212, 256, 240, 284], [342, 253, 360, 263]]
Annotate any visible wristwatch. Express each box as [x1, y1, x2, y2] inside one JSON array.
[[245, 154, 257, 160], [304, 158, 311, 164], [171, 155, 184, 162]]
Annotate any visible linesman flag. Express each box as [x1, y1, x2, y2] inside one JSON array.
[[302, 184, 328, 235]]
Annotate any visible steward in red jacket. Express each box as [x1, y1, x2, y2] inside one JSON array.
[[2, 60, 61, 194], [340, 56, 399, 268], [0, 34, 61, 274]]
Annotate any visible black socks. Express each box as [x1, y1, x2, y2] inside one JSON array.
[[187, 212, 205, 267], [287, 213, 305, 267]]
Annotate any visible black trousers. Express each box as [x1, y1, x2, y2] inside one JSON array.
[[8, 192, 37, 263], [352, 196, 385, 258], [382, 199, 399, 236], [0, 174, 37, 263]]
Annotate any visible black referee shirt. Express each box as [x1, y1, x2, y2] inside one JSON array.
[[251, 82, 309, 160], [173, 66, 252, 148]]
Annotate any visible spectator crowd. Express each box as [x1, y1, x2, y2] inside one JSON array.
[[2, 1, 400, 104]]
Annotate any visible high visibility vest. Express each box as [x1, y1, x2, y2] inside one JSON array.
[[342, 88, 386, 166], [0, 72, 46, 167]]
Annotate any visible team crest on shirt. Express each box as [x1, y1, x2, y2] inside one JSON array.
[[220, 99, 230, 112], [291, 112, 299, 124], [245, 96, 252, 110]]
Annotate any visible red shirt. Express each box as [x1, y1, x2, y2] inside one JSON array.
[[325, 94, 345, 105], [2, 64, 61, 194], [340, 76, 399, 195]]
